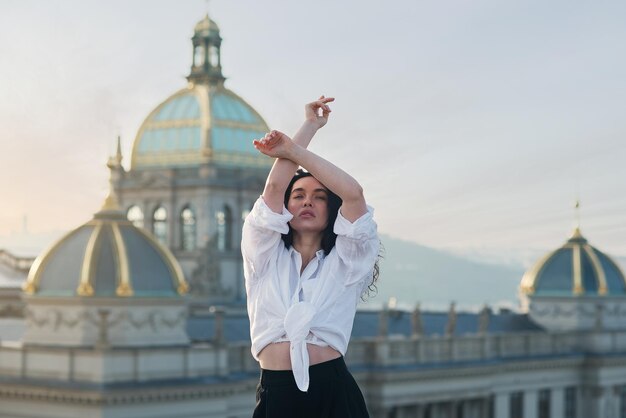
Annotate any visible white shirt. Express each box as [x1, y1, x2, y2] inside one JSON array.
[[241, 196, 379, 392]]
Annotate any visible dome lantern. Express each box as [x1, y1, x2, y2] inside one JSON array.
[[187, 14, 225, 86], [129, 14, 272, 171]]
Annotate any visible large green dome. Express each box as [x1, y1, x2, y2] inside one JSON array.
[[130, 14, 272, 170], [130, 85, 271, 169]]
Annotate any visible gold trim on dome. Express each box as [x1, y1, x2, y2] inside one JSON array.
[[130, 87, 198, 169], [133, 152, 206, 167], [571, 227, 583, 240], [130, 83, 272, 170], [133, 227, 188, 295], [583, 245, 608, 295], [212, 151, 273, 167], [23, 227, 85, 295], [77, 223, 103, 297], [111, 223, 133, 297], [213, 119, 268, 132], [572, 244, 583, 295], [22, 280, 37, 294], [199, 84, 212, 154], [607, 256, 626, 291], [143, 119, 202, 129], [520, 248, 559, 295]]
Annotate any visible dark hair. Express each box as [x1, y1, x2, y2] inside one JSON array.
[[281, 169, 381, 299], [281, 169, 342, 255]]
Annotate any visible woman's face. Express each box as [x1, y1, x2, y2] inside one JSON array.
[[287, 176, 329, 235]]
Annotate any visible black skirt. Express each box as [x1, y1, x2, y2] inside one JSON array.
[[252, 356, 370, 418]]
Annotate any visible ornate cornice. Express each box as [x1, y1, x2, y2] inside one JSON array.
[[359, 354, 586, 384], [25, 308, 186, 332], [0, 378, 256, 405]]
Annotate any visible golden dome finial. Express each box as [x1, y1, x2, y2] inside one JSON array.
[[571, 226, 583, 240], [569, 199, 585, 241], [101, 138, 123, 212]]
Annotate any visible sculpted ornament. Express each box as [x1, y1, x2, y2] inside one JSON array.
[[25, 308, 186, 333]]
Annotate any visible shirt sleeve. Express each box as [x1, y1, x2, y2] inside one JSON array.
[[241, 196, 293, 281], [333, 205, 380, 287]]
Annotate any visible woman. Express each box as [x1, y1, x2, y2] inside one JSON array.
[[242, 96, 379, 417]]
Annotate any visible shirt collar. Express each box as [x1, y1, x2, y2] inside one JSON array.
[[288, 247, 326, 261]]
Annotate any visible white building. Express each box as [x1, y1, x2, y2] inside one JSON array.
[[1, 13, 626, 418]]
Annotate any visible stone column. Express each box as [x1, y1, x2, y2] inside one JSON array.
[[143, 201, 153, 232], [523, 389, 538, 418], [370, 405, 393, 418], [480, 396, 493, 418], [434, 401, 453, 418], [597, 386, 618, 418], [416, 404, 425, 418], [550, 387, 564, 418], [495, 392, 511, 418]]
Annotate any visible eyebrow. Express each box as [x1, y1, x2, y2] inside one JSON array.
[[291, 187, 328, 194]]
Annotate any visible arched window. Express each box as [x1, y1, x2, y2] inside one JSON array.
[[216, 205, 233, 251], [153, 206, 168, 246], [224, 206, 233, 250], [209, 45, 219, 67], [180, 207, 196, 251], [194, 45, 205, 67], [127, 205, 144, 228]]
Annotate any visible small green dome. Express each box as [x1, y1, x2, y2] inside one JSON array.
[[23, 205, 188, 298], [194, 14, 219, 35], [520, 228, 626, 297]]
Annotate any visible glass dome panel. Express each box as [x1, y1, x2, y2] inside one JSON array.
[[534, 249, 573, 294]]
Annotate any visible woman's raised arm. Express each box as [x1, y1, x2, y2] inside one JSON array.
[[256, 97, 334, 213], [253, 131, 367, 223]]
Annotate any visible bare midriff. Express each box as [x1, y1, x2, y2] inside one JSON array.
[[258, 342, 341, 370]]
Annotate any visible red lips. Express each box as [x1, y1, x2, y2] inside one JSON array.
[[299, 210, 315, 218]]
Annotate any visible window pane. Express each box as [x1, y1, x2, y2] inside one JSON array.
[[510, 392, 523, 418], [153, 207, 168, 246], [565, 387, 578, 418], [127, 205, 144, 228], [181, 207, 196, 251], [538, 389, 550, 418]]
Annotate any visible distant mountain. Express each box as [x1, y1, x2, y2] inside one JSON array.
[[1, 230, 529, 310], [370, 234, 526, 309], [0, 230, 65, 258]]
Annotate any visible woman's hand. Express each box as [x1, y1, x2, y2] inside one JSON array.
[[253, 130, 296, 160], [305, 96, 335, 130]]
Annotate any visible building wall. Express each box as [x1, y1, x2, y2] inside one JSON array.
[[115, 165, 267, 304]]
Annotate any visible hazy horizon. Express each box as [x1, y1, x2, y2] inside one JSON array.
[[2, 1, 626, 259]]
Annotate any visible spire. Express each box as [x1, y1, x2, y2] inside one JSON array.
[[187, 14, 225, 86], [100, 163, 121, 212], [568, 200, 587, 243], [411, 303, 423, 338], [96, 139, 126, 219], [445, 302, 457, 336], [114, 135, 123, 166]]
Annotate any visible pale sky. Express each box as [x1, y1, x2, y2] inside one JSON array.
[[2, 0, 626, 263]]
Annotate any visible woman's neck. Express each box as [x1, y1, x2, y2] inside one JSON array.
[[292, 233, 323, 273]]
